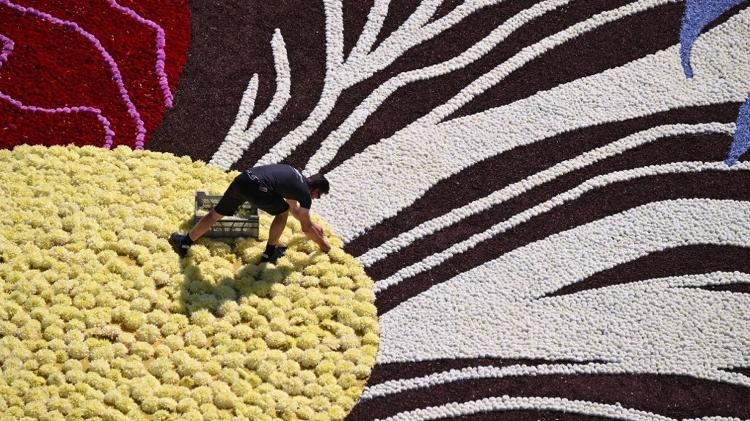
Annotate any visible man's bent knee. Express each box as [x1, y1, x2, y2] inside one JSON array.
[[209, 209, 227, 220]]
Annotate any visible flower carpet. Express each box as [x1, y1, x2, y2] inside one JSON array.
[[2, 1, 750, 420]]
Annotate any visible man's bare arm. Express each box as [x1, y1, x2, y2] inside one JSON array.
[[286, 199, 331, 252]]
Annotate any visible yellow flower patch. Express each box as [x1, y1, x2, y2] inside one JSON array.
[[0, 145, 379, 420]]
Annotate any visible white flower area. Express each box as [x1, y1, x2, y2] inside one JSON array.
[[370, 199, 750, 418], [315, 8, 750, 243], [358, 122, 735, 268], [376, 199, 750, 364]]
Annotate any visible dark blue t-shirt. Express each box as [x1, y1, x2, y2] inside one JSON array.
[[250, 164, 312, 209]]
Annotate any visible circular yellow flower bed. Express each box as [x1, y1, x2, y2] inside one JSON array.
[[0, 145, 379, 421]]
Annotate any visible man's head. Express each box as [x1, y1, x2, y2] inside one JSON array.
[[307, 173, 329, 199]]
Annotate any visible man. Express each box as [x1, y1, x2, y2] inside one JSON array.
[[169, 164, 331, 263]]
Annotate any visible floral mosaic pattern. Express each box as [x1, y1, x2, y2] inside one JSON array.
[[3, 0, 750, 420]]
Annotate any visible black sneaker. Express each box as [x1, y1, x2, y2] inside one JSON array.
[[261, 246, 287, 263], [169, 233, 190, 258]]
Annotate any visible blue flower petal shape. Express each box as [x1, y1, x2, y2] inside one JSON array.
[[680, 0, 747, 78], [680, 0, 750, 166], [725, 95, 750, 166]]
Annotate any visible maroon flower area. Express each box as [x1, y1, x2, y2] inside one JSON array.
[[0, 0, 190, 149]]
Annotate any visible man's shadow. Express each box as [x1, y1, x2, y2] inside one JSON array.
[[175, 234, 311, 317]]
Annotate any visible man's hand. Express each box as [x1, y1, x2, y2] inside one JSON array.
[[310, 223, 324, 238], [309, 222, 331, 253], [287, 199, 331, 253], [318, 236, 331, 253]]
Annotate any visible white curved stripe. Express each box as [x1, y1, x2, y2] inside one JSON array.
[[693, 418, 747, 421], [324, 0, 345, 69], [374, 161, 750, 293], [378, 396, 677, 421], [352, 0, 519, 82], [372, 0, 442, 49], [304, 0, 573, 174], [256, 0, 500, 166], [212, 73, 259, 167], [209, 29, 291, 170], [358, 122, 735, 266], [362, 0, 501, 78], [316, 9, 750, 243], [346, 0, 391, 62], [422, 0, 678, 126], [365, 328, 750, 399], [364, 363, 750, 403], [378, 200, 750, 364]]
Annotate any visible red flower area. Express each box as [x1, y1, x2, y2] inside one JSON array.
[[0, 0, 190, 149]]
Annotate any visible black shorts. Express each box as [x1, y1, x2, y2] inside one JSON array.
[[214, 171, 290, 216]]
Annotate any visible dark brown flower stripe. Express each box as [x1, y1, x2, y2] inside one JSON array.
[[150, 0, 328, 164], [374, 170, 750, 313], [548, 244, 750, 297], [365, 130, 741, 283], [729, 367, 750, 378], [348, 373, 750, 420], [367, 357, 605, 385], [355, 110, 743, 288], [346, 102, 744, 257], [694, 282, 750, 294], [294, 0, 659, 174], [151, 0, 673, 170], [141, 0, 750, 420], [441, 0, 682, 122]]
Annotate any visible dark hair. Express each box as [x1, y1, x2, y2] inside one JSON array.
[[307, 173, 330, 194]]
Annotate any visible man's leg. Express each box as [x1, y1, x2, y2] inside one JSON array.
[[262, 211, 288, 263], [189, 209, 224, 242], [169, 209, 225, 258], [268, 211, 288, 246], [170, 174, 247, 258], [169, 210, 221, 257]]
